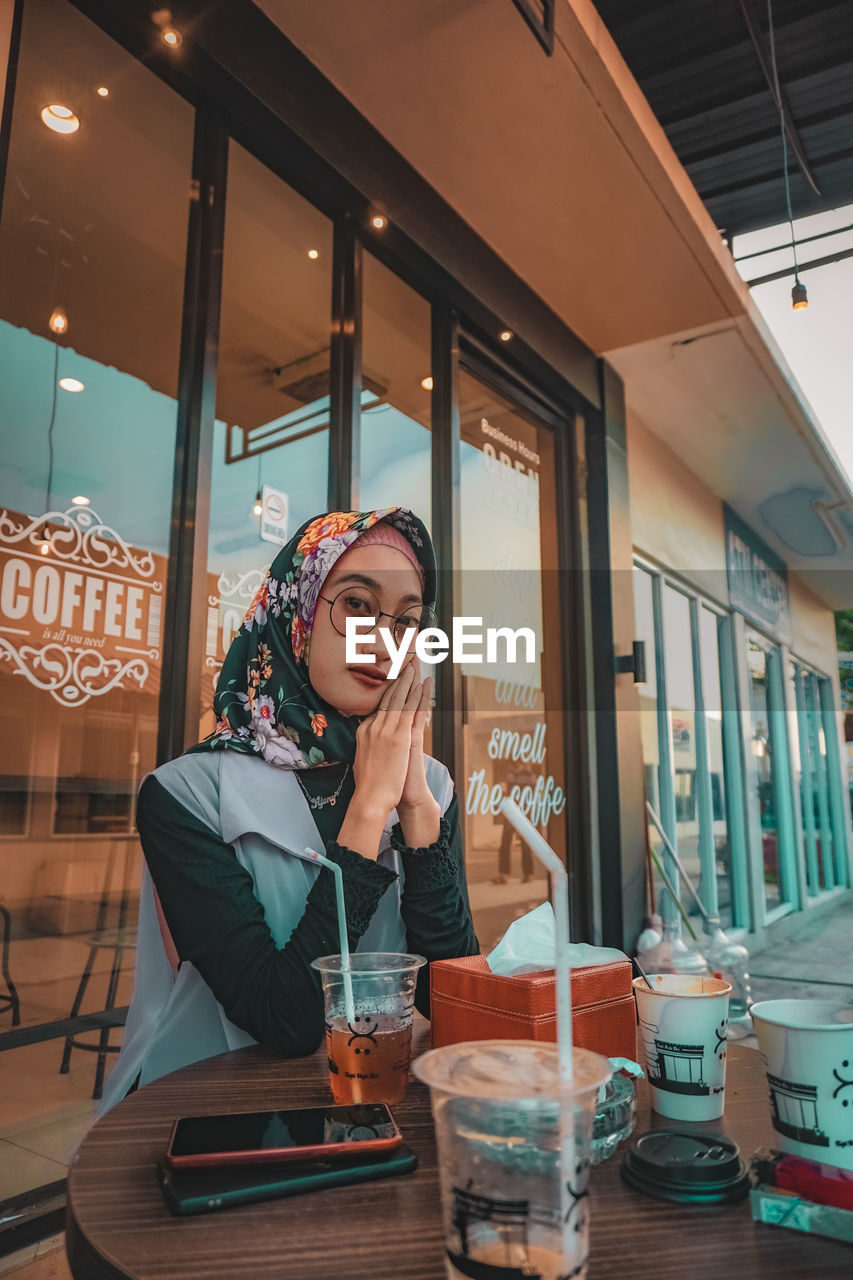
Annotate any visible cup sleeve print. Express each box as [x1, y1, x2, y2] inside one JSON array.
[[390, 793, 480, 1016], [136, 774, 398, 1056]]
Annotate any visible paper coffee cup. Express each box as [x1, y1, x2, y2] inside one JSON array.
[[751, 999, 853, 1172], [633, 975, 731, 1122]]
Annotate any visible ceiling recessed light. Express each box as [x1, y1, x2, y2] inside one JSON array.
[[96, 86, 109, 98], [49, 307, 68, 334], [307, 249, 319, 260], [41, 104, 79, 135], [499, 329, 513, 342], [161, 26, 182, 47], [72, 495, 90, 506], [59, 377, 84, 392], [370, 215, 387, 231], [420, 376, 434, 391]]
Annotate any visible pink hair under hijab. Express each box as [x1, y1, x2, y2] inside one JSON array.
[[351, 519, 426, 592]]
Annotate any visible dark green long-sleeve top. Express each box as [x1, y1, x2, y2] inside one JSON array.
[[135, 757, 478, 1061]]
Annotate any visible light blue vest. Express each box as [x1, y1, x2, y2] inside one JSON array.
[[97, 750, 452, 1116]]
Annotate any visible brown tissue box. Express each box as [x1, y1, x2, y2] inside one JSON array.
[[429, 954, 637, 1060]]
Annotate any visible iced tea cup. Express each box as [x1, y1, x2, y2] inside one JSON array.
[[414, 1039, 611, 1280], [633, 974, 731, 1122], [311, 953, 425, 1105]]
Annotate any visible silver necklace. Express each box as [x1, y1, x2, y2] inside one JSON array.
[[294, 763, 350, 809]]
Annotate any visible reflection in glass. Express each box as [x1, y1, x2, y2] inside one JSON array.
[[791, 663, 836, 894], [661, 586, 697, 908], [201, 142, 332, 736], [457, 370, 565, 950], [0, 0, 193, 1198], [746, 635, 791, 913], [360, 253, 431, 529], [698, 607, 734, 928]]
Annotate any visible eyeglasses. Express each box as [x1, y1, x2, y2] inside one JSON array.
[[319, 587, 437, 648]]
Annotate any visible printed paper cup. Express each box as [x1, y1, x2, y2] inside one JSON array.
[[633, 975, 731, 1122], [751, 999, 853, 1172]]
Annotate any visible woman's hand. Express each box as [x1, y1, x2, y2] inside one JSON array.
[[336, 665, 422, 858], [397, 664, 441, 848]]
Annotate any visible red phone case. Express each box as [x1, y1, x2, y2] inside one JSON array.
[[164, 1107, 402, 1170]]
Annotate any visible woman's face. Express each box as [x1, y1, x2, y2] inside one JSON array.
[[308, 542, 423, 715]]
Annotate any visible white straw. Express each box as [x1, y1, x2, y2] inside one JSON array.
[[499, 798, 573, 1082], [499, 797, 574, 1261], [305, 846, 355, 1023]]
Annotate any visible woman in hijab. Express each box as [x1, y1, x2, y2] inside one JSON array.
[[99, 506, 478, 1113]]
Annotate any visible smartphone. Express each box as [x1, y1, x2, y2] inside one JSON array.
[[159, 1144, 418, 1216], [164, 1102, 402, 1169]]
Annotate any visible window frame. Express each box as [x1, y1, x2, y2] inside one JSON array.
[[790, 656, 851, 897], [633, 555, 751, 933], [741, 626, 800, 926]]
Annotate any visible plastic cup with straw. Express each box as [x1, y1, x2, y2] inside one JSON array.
[[304, 846, 354, 1024], [500, 798, 582, 1261], [415, 801, 611, 1277], [307, 848, 425, 1104]]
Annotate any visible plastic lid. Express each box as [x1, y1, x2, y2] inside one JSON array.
[[621, 1130, 749, 1205]]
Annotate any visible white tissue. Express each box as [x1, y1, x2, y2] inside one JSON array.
[[486, 903, 627, 976]]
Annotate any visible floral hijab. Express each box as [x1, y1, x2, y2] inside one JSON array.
[[189, 507, 435, 770]]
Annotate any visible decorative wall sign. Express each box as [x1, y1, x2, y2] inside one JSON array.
[[259, 484, 289, 547], [724, 504, 791, 643], [203, 564, 266, 707], [0, 506, 163, 706]]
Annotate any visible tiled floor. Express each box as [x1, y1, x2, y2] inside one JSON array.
[[0, 929, 131, 1205], [0, 1234, 70, 1279]]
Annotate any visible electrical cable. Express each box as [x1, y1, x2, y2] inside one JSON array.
[[767, 0, 802, 288]]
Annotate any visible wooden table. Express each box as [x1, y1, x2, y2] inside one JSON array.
[[66, 1029, 852, 1279]]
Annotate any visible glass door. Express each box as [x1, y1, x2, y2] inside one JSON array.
[[0, 0, 194, 1203], [456, 366, 569, 950], [745, 632, 796, 918]]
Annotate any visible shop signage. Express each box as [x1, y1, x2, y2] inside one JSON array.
[[724, 504, 791, 643], [0, 506, 164, 706], [260, 484, 289, 546]]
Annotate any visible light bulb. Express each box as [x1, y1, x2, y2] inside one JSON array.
[[97, 86, 109, 98], [161, 26, 182, 47], [39, 531, 51, 555], [499, 330, 513, 342], [252, 489, 263, 517], [420, 376, 434, 391], [59, 377, 84, 392], [72, 495, 90, 506], [49, 307, 68, 334], [370, 215, 387, 230], [792, 280, 808, 311], [307, 248, 319, 260], [41, 105, 79, 134]]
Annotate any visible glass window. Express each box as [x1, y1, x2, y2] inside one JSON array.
[[359, 253, 431, 529], [457, 369, 566, 950], [746, 633, 794, 914], [633, 570, 744, 930], [790, 662, 842, 894], [0, 0, 192, 1200], [661, 586, 698, 905], [201, 142, 332, 736], [698, 606, 738, 929]]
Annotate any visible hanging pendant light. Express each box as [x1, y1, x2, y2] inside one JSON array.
[[791, 279, 808, 311]]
